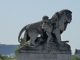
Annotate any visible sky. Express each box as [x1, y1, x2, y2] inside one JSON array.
[[0, 0, 80, 54]]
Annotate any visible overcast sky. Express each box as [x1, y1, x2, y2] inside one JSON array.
[[0, 0, 80, 54]]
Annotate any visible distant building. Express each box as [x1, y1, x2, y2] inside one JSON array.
[[0, 44, 18, 57], [75, 49, 80, 56]]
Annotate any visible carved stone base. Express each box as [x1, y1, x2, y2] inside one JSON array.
[[17, 43, 71, 60], [17, 53, 71, 60]]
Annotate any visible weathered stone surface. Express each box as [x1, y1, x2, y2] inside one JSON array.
[[17, 47, 71, 60], [17, 53, 71, 60], [57, 54, 71, 60], [30, 54, 43, 59], [43, 54, 57, 59], [17, 43, 71, 60], [17, 9, 72, 60]]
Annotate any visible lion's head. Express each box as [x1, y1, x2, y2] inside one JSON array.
[[50, 9, 72, 31], [59, 9, 72, 23], [59, 9, 72, 31]]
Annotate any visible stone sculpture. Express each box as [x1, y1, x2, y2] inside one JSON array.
[[18, 9, 72, 51], [17, 9, 72, 60], [41, 10, 72, 45], [18, 20, 45, 46]]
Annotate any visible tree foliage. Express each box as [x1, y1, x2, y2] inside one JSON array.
[[0, 54, 10, 60], [72, 55, 80, 60], [14, 45, 20, 58]]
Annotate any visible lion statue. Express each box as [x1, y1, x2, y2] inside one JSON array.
[[41, 9, 72, 45], [18, 9, 72, 46], [18, 15, 56, 46]]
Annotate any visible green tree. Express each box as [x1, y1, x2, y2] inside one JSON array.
[[0, 54, 10, 60], [14, 45, 20, 58], [72, 55, 80, 60]]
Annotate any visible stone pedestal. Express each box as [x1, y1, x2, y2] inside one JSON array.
[[17, 43, 71, 60], [17, 51, 71, 60]]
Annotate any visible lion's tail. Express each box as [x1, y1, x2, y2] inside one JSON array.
[[18, 26, 26, 43]]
